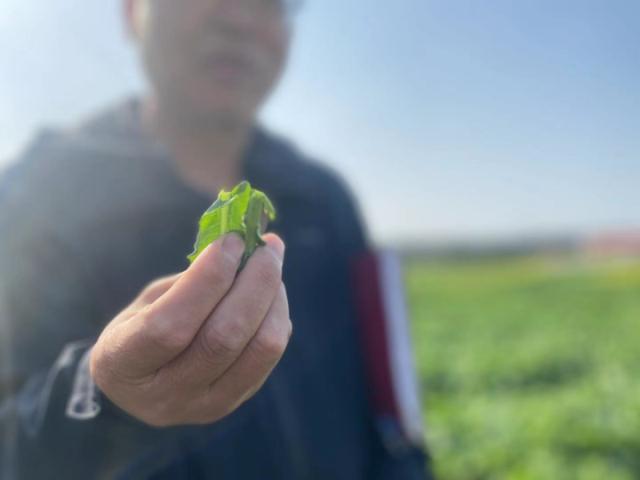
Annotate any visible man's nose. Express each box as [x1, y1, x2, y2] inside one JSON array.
[[209, 0, 268, 31]]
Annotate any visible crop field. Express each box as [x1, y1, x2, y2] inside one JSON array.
[[405, 255, 640, 480]]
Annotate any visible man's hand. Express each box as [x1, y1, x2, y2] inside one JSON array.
[[90, 233, 291, 427]]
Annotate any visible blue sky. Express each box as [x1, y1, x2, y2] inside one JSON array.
[[1, 0, 638, 243]]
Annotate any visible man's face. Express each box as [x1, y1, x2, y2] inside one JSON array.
[[127, 0, 291, 126]]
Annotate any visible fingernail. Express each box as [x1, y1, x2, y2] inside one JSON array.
[[222, 234, 245, 262]]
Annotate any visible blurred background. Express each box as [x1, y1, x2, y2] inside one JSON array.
[[1, 0, 639, 478]]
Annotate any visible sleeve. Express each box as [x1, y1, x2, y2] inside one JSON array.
[[0, 159, 190, 479], [326, 174, 434, 479]]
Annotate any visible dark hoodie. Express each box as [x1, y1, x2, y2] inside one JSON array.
[[0, 99, 430, 479]]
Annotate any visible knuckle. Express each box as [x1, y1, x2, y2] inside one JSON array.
[[193, 406, 228, 425], [200, 319, 248, 360], [185, 391, 225, 425], [140, 408, 173, 428], [137, 407, 167, 427], [140, 305, 192, 353], [90, 330, 130, 389], [139, 275, 174, 301], [243, 379, 269, 405], [252, 327, 289, 361], [143, 278, 164, 295], [137, 286, 155, 303], [196, 390, 242, 425], [138, 396, 183, 428], [89, 347, 112, 390]]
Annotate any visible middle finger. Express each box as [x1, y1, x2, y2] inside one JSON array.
[[160, 236, 285, 389]]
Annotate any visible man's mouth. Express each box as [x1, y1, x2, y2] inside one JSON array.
[[201, 51, 254, 84]]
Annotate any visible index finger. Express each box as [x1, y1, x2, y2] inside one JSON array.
[[106, 234, 246, 377]]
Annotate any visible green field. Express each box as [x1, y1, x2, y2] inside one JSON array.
[[406, 255, 640, 480]]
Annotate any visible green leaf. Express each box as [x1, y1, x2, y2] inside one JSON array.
[[187, 181, 277, 268]]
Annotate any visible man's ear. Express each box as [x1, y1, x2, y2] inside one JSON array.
[[123, 0, 145, 41]]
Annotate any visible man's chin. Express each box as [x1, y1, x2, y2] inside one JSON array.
[[183, 84, 252, 118], [186, 103, 254, 130]]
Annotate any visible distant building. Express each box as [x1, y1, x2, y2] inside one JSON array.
[[584, 230, 640, 258]]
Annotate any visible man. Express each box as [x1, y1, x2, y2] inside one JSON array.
[[0, 0, 431, 478]]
